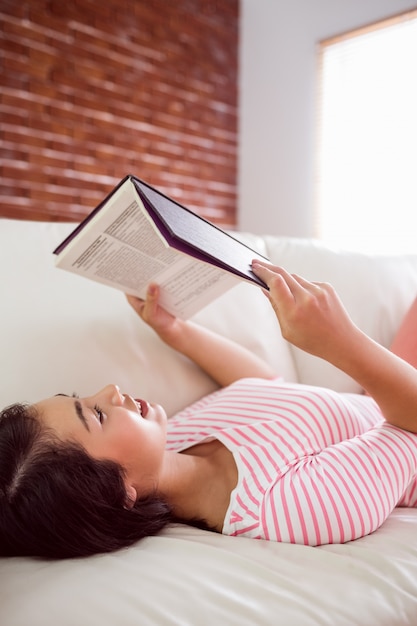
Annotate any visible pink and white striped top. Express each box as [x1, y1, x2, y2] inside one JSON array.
[[166, 378, 417, 545]]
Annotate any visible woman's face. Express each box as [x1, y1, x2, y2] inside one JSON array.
[[34, 385, 168, 502]]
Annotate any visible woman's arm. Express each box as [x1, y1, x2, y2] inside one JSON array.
[[126, 285, 276, 388], [389, 295, 417, 369], [251, 260, 417, 433]]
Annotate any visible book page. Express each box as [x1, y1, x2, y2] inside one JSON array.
[[55, 180, 238, 319]]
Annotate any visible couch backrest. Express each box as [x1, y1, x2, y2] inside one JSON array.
[[0, 220, 295, 414], [1, 219, 417, 414]]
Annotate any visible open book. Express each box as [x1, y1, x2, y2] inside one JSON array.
[[53, 175, 269, 319]]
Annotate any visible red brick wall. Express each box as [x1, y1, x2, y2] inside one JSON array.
[[0, 0, 238, 225]]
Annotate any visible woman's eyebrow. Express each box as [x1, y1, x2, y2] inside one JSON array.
[[55, 393, 90, 432], [74, 400, 90, 432]]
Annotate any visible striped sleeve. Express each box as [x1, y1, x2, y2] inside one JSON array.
[[261, 423, 417, 545]]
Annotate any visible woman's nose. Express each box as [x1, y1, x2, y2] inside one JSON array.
[[97, 384, 124, 406]]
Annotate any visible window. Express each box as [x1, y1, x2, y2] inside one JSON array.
[[315, 10, 417, 254]]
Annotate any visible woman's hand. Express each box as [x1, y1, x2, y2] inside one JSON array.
[[251, 259, 360, 362], [251, 259, 417, 432], [126, 285, 182, 345]]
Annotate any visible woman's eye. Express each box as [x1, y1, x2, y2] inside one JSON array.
[[94, 404, 104, 424]]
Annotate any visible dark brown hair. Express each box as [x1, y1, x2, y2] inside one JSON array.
[[0, 403, 174, 559]]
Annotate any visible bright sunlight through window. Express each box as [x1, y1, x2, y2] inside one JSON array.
[[315, 10, 417, 254]]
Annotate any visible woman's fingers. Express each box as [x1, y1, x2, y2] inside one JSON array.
[[251, 259, 351, 357], [252, 260, 317, 301], [126, 284, 159, 322], [126, 294, 145, 315]]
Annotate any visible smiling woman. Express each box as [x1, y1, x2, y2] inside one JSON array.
[[36, 386, 169, 508], [2, 271, 417, 560], [0, 401, 176, 558]]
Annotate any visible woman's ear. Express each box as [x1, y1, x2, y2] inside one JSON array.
[[124, 484, 137, 510]]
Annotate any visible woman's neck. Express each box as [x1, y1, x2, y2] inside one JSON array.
[[158, 441, 238, 532]]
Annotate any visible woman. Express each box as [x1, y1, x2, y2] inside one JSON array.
[[1, 260, 417, 559]]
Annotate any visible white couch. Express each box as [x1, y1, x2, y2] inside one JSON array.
[[2, 218, 417, 625]]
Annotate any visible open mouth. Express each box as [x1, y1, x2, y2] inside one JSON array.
[[134, 398, 149, 418]]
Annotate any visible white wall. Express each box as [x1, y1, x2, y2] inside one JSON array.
[[239, 0, 417, 237]]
